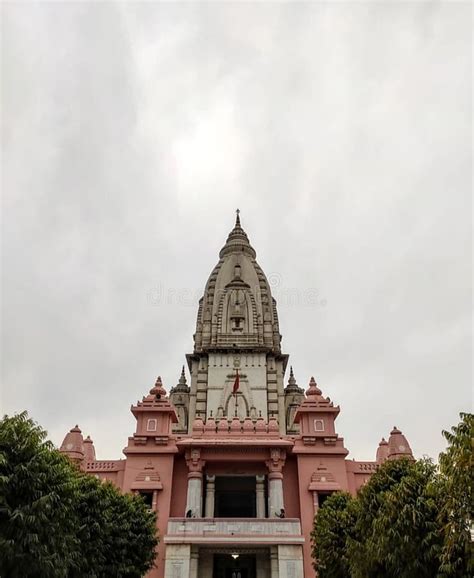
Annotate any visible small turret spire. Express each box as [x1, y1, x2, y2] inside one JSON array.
[[289, 366, 295, 383], [235, 208, 241, 227], [306, 376, 322, 397], [171, 366, 189, 393], [387, 426, 414, 461], [59, 425, 85, 463], [149, 376, 167, 398], [285, 366, 303, 393]]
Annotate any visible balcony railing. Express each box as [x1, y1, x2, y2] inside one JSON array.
[[165, 518, 304, 545]]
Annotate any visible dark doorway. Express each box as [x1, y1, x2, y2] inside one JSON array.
[[213, 554, 256, 578], [214, 476, 256, 518], [318, 491, 334, 509]]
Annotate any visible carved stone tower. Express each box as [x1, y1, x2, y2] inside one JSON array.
[[183, 212, 289, 433]]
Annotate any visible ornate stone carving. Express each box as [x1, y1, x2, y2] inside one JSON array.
[[185, 448, 205, 476]]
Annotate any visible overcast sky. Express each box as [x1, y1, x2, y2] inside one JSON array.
[[2, 1, 472, 462]]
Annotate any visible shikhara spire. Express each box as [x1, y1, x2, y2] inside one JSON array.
[[194, 211, 282, 356]]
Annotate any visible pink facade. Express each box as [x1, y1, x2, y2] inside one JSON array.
[[60, 215, 414, 578]]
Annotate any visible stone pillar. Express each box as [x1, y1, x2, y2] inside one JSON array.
[[268, 474, 284, 517], [164, 544, 191, 578], [186, 477, 203, 517], [190, 546, 199, 578], [256, 475, 266, 518], [270, 546, 279, 578], [205, 475, 215, 518], [278, 545, 304, 578], [266, 449, 286, 518], [152, 490, 158, 512], [185, 449, 205, 517], [313, 491, 319, 514], [257, 550, 271, 578]]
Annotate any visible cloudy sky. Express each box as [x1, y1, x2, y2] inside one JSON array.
[[2, 1, 471, 462]]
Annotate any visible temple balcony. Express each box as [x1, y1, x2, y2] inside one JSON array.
[[164, 518, 304, 545]]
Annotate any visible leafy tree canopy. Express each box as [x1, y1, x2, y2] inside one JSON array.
[[438, 412, 474, 577], [311, 491, 356, 578], [0, 412, 158, 578], [312, 413, 474, 578]]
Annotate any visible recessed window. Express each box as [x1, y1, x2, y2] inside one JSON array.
[[147, 418, 157, 431], [138, 490, 154, 508], [314, 419, 324, 432], [318, 491, 333, 508]]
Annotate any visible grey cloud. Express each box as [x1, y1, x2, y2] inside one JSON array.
[[1, 1, 471, 461]]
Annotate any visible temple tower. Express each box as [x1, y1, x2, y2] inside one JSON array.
[[183, 212, 289, 433]]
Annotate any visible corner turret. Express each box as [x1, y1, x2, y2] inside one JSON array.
[[284, 367, 305, 434], [83, 435, 96, 462], [376, 437, 389, 464], [60, 425, 84, 463], [387, 426, 414, 461], [124, 377, 178, 454], [293, 377, 348, 455], [169, 366, 190, 434]]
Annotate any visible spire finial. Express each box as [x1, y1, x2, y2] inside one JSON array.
[[149, 376, 166, 398], [306, 376, 322, 396], [175, 366, 188, 390], [219, 208, 255, 259], [287, 366, 297, 387]]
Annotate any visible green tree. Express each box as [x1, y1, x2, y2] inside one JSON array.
[[347, 458, 414, 578], [0, 411, 78, 577], [0, 412, 158, 578], [71, 474, 158, 578], [348, 457, 443, 578], [438, 412, 474, 577], [368, 458, 442, 578], [311, 491, 356, 578]]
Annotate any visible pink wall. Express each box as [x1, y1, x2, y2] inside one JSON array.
[[169, 455, 188, 518], [296, 454, 351, 578], [283, 457, 300, 519], [122, 453, 175, 578]]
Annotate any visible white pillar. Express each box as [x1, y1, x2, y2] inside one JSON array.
[[277, 545, 304, 578], [186, 475, 203, 517], [268, 473, 284, 518], [190, 546, 199, 578], [256, 475, 266, 518], [164, 544, 191, 578], [205, 475, 215, 518], [313, 491, 319, 514], [270, 546, 279, 578]]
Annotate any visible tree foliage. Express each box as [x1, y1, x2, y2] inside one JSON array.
[[438, 412, 474, 577], [348, 458, 443, 578], [70, 473, 158, 578], [0, 412, 158, 578], [311, 413, 474, 578], [310, 492, 356, 578], [0, 411, 78, 577]]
